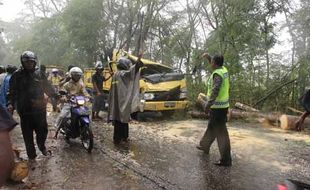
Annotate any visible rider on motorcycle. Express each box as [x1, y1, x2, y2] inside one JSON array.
[[55, 67, 89, 130]]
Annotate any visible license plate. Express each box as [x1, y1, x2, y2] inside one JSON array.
[[164, 102, 176, 108]]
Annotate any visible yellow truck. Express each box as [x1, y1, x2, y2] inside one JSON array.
[[84, 49, 188, 116]]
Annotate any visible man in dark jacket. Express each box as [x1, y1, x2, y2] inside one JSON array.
[[91, 61, 112, 120], [8, 51, 56, 160]]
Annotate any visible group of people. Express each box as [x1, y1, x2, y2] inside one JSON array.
[[0, 50, 144, 185], [1, 49, 309, 186]]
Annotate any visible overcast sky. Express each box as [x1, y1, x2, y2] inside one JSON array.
[[0, 0, 24, 22]]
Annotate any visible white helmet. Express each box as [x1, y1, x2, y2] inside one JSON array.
[[95, 61, 103, 69], [69, 67, 83, 77], [52, 68, 58, 73]]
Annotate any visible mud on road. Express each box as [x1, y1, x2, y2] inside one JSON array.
[[2, 111, 310, 190]]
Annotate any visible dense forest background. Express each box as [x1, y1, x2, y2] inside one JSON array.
[[0, 0, 309, 112]]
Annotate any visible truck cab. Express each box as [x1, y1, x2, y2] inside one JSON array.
[[84, 49, 188, 114]]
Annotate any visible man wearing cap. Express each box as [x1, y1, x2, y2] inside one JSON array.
[[91, 61, 112, 120], [196, 53, 232, 167]]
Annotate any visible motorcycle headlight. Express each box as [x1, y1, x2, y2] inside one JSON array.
[[77, 99, 85, 106], [143, 93, 155, 100]]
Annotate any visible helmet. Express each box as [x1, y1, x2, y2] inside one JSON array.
[[69, 67, 83, 77], [116, 57, 131, 70], [6, 65, 17, 74], [20, 51, 37, 64], [52, 68, 58, 73], [95, 61, 103, 69]]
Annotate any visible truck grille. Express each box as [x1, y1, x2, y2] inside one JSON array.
[[152, 86, 181, 101]]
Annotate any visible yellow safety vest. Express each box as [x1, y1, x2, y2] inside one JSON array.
[[207, 66, 230, 109]]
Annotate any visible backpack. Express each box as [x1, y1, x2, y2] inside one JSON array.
[[299, 89, 310, 112]]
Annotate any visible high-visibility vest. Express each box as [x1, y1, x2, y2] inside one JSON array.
[[207, 66, 229, 109]]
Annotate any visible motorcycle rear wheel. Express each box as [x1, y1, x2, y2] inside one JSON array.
[[81, 124, 93, 153]]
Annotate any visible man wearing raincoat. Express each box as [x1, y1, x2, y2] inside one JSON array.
[[108, 56, 143, 144]]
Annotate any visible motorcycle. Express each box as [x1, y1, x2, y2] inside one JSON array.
[[54, 91, 94, 153]]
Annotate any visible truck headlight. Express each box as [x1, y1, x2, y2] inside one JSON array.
[[180, 87, 187, 99], [143, 93, 155, 100]]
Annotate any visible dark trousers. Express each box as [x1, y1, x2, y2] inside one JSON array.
[[199, 108, 231, 163], [20, 112, 48, 159], [113, 120, 129, 143]]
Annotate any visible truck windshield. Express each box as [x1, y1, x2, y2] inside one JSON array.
[[141, 64, 173, 76], [141, 64, 184, 84]]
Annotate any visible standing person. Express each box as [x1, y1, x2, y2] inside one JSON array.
[[108, 57, 143, 145], [48, 68, 62, 112], [0, 105, 18, 187], [91, 61, 112, 120], [0, 65, 17, 107], [7, 51, 56, 160], [196, 53, 232, 167]]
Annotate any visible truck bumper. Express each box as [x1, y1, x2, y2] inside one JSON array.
[[141, 100, 189, 112]]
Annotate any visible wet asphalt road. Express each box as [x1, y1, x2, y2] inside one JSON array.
[[2, 112, 310, 190]]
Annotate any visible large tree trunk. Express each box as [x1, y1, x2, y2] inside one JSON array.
[[189, 109, 280, 122], [279, 114, 310, 130]]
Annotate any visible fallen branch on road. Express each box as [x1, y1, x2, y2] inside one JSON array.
[[234, 102, 259, 112]]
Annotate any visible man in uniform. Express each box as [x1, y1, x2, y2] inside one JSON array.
[[48, 68, 62, 112], [197, 53, 232, 167]]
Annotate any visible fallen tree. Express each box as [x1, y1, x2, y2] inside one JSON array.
[[234, 102, 259, 112], [189, 109, 280, 122], [279, 114, 310, 130], [192, 94, 308, 131]]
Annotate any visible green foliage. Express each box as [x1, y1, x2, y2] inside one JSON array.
[[62, 0, 104, 66]]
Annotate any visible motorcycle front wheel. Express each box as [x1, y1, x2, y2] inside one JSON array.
[[80, 124, 93, 153]]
